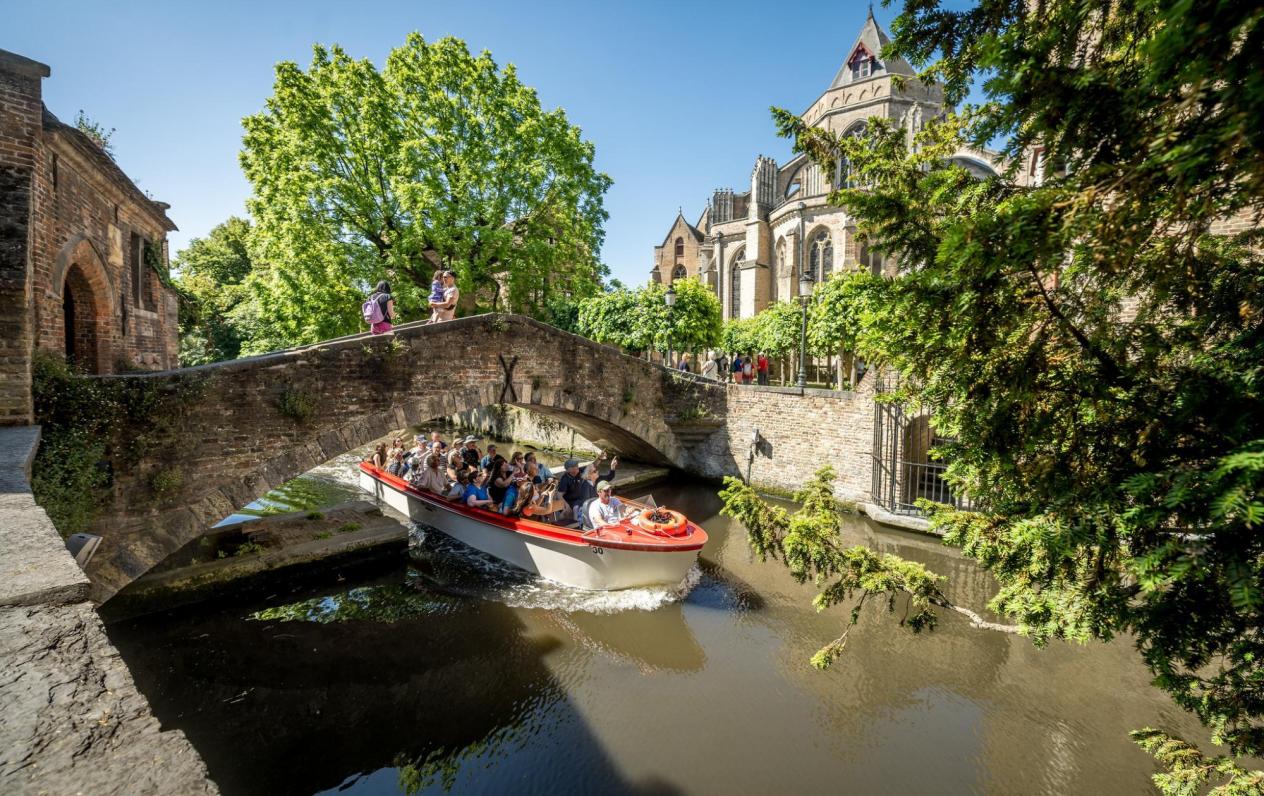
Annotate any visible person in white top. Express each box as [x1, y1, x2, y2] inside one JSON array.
[[700, 350, 719, 380], [587, 481, 625, 528], [431, 270, 460, 322]]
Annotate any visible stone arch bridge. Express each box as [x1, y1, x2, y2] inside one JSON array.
[[84, 314, 733, 601]]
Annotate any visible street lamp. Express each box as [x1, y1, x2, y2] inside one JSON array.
[[797, 270, 814, 388], [664, 285, 677, 367]]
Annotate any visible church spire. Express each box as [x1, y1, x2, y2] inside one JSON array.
[[829, 9, 917, 88]]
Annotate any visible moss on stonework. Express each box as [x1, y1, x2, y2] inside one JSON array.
[[30, 351, 209, 537]]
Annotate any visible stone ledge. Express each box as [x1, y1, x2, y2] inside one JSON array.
[[0, 602, 218, 795], [859, 501, 938, 535], [0, 426, 90, 607]]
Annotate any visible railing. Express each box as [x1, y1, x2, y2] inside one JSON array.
[[869, 371, 976, 516]]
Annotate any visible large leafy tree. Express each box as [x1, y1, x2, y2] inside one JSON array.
[[240, 33, 611, 345], [744, 0, 1264, 788], [173, 217, 257, 365]]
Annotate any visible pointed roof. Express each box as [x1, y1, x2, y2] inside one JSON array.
[[829, 8, 917, 88], [657, 210, 704, 248]]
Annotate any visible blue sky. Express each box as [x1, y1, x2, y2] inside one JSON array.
[[8, 0, 909, 286]]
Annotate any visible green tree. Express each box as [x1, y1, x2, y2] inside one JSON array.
[[577, 278, 721, 357], [172, 217, 257, 365], [755, 0, 1264, 788], [240, 33, 611, 346], [654, 278, 723, 355], [720, 316, 759, 358]]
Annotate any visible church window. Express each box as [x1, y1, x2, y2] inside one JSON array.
[[672, 264, 687, 282], [729, 249, 744, 318], [776, 238, 787, 275], [674, 237, 684, 258], [808, 231, 833, 281]]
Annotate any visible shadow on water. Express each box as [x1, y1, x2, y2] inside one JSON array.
[[106, 566, 687, 796]]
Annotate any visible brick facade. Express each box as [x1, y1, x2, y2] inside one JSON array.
[[0, 48, 179, 427]]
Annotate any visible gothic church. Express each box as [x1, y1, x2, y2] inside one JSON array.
[[649, 11, 1001, 319]]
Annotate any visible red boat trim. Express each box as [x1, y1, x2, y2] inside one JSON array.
[[360, 463, 706, 553]]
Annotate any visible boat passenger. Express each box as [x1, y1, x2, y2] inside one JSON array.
[[446, 470, 469, 501], [489, 458, 513, 506], [429, 431, 448, 453], [524, 451, 552, 483], [386, 449, 406, 477], [464, 470, 494, 509], [370, 443, 388, 469], [587, 481, 625, 528], [510, 451, 526, 474], [505, 476, 535, 517], [446, 449, 466, 482], [479, 444, 498, 471], [411, 451, 448, 494], [460, 436, 482, 469]]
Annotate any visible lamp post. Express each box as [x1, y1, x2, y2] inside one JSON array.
[[664, 285, 677, 368], [796, 271, 813, 388]]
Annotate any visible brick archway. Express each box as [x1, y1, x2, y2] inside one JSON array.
[[56, 237, 115, 373]]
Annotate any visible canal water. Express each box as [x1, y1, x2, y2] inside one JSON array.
[[105, 452, 1207, 795]]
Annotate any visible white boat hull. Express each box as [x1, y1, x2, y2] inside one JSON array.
[[359, 470, 700, 590]]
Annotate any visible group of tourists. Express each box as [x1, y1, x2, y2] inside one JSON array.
[[689, 351, 769, 384], [368, 432, 621, 527], [363, 271, 460, 335]]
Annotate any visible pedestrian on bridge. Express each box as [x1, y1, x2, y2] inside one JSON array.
[[363, 280, 395, 334]]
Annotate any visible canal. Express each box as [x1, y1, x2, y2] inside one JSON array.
[[104, 450, 1207, 795]]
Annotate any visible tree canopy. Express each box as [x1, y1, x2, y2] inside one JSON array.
[[576, 278, 721, 355], [239, 33, 611, 345], [750, 0, 1264, 788], [172, 217, 265, 365]]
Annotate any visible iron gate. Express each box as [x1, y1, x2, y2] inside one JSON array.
[[870, 374, 975, 515]]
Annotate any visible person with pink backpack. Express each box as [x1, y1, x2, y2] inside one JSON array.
[[362, 280, 395, 334]]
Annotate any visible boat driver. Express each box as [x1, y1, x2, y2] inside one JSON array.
[[587, 481, 625, 529]]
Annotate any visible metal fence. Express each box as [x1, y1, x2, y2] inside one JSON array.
[[870, 375, 975, 516]]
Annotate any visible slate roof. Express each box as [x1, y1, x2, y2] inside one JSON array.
[[829, 8, 918, 88]]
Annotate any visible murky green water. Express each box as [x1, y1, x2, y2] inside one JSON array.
[[106, 468, 1207, 795]]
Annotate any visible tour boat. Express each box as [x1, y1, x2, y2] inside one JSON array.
[[358, 463, 707, 590]]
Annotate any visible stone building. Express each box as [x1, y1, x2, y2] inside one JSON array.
[[0, 48, 180, 425], [649, 11, 1000, 317]]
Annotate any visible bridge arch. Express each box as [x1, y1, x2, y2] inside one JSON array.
[[82, 315, 726, 601]]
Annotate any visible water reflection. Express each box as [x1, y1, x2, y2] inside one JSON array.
[[107, 476, 1215, 795]]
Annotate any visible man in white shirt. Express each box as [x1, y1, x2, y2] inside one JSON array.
[[587, 481, 625, 529]]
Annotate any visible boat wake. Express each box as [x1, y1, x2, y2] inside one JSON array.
[[407, 523, 701, 613]]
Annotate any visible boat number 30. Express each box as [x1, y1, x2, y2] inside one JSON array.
[[591, 546, 604, 556]]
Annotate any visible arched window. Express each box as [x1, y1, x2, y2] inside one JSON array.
[[776, 238, 787, 275], [729, 249, 744, 318], [674, 236, 684, 258], [808, 231, 832, 281], [839, 123, 868, 189], [672, 264, 687, 282]]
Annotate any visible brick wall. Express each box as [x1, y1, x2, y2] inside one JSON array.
[[0, 57, 45, 425], [687, 378, 876, 502], [0, 47, 179, 417]]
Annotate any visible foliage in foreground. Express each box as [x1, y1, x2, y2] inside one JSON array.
[[759, 0, 1264, 787], [239, 33, 611, 347], [720, 468, 952, 668]]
